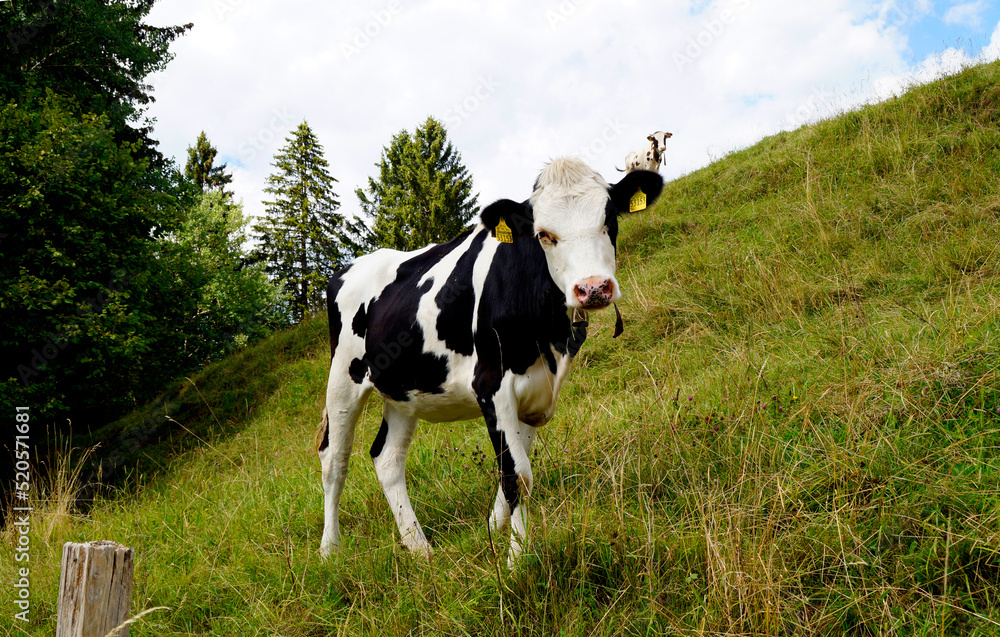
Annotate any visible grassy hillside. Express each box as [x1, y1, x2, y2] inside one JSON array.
[[5, 61, 1000, 636]]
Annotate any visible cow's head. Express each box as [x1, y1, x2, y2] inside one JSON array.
[[648, 131, 673, 159], [481, 157, 663, 311]]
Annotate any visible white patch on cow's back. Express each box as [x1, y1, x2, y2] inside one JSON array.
[[340, 244, 435, 311], [471, 230, 500, 332], [400, 231, 483, 418]]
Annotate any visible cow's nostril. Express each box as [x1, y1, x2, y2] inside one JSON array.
[[573, 279, 616, 308]]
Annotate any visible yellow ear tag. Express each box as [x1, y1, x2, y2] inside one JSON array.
[[494, 218, 513, 243], [629, 188, 647, 213]]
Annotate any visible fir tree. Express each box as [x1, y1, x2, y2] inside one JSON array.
[[253, 121, 343, 322], [185, 131, 234, 196], [344, 116, 479, 255]]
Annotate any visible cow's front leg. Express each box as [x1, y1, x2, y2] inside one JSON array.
[[500, 421, 536, 565], [482, 391, 535, 566], [488, 421, 537, 533]]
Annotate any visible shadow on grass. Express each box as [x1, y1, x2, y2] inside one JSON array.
[[75, 314, 329, 502]]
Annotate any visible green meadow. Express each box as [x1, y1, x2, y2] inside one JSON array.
[[5, 61, 1000, 635]]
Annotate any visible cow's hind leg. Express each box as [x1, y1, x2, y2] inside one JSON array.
[[371, 402, 430, 554], [318, 372, 370, 558]]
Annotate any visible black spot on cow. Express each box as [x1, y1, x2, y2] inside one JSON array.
[[473, 218, 571, 384], [542, 347, 557, 374], [349, 358, 368, 384], [435, 230, 487, 356], [327, 264, 352, 360], [362, 239, 466, 401], [352, 304, 367, 338], [370, 418, 389, 458], [481, 398, 520, 509]]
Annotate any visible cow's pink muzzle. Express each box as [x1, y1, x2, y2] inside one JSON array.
[[573, 277, 616, 310]]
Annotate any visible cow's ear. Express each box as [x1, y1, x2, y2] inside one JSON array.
[[609, 170, 664, 214], [480, 198, 534, 238]]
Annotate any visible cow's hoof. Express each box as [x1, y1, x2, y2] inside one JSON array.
[[319, 541, 338, 559], [489, 511, 511, 534], [405, 542, 433, 558], [506, 549, 524, 570]]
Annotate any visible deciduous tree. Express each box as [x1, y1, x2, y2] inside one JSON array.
[[0, 93, 189, 424], [170, 191, 288, 365], [1, 0, 192, 164]]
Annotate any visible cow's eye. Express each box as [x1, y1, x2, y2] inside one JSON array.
[[537, 230, 558, 246]]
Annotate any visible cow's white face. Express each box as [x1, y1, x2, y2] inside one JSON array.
[[530, 162, 618, 310], [528, 158, 663, 310], [649, 131, 673, 156]]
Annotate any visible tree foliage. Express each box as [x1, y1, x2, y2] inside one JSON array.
[[169, 191, 289, 364], [0, 2, 285, 431], [1, 0, 194, 427], [254, 121, 344, 323], [185, 131, 234, 196], [1, 0, 192, 164], [0, 92, 189, 423], [344, 116, 479, 255]]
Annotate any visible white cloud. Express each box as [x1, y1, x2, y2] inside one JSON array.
[[870, 18, 1000, 100], [142, 1, 1000, 229], [873, 0, 934, 30], [978, 18, 1000, 60], [944, 1, 985, 28]]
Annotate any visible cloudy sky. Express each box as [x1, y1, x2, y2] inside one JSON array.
[[143, 0, 1000, 224]]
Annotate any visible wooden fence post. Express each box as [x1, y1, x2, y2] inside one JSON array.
[[56, 541, 134, 637]]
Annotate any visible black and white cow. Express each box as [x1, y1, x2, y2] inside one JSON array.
[[617, 131, 673, 173], [315, 157, 663, 564]]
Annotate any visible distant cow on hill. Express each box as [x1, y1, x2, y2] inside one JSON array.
[[618, 131, 673, 173], [315, 157, 663, 565]]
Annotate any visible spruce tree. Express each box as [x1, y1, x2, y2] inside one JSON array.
[[254, 121, 343, 322], [345, 116, 479, 255], [185, 131, 233, 196]]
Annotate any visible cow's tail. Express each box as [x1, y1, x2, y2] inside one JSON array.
[[314, 407, 329, 452]]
